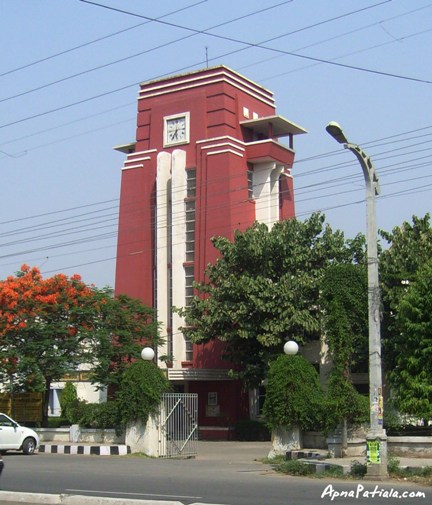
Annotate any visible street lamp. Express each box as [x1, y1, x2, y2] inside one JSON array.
[[326, 121, 388, 480], [283, 340, 299, 356], [141, 347, 155, 361]]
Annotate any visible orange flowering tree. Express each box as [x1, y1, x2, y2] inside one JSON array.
[[0, 265, 162, 424], [0, 265, 99, 423]]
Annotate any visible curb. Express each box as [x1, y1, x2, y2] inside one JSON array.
[[298, 459, 348, 474], [38, 444, 131, 456], [0, 492, 225, 505], [0, 491, 182, 504]]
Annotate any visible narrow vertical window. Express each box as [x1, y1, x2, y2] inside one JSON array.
[[247, 169, 254, 199]]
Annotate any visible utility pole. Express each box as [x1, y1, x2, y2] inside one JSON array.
[[326, 122, 388, 480]]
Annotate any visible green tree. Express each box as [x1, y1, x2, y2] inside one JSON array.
[[320, 263, 369, 435], [389, 259, 432, 422], [379, 214, 432, 374], [179, 213, 365, 386], [89, 291, 162, 393], [263, 354, 326, 431]]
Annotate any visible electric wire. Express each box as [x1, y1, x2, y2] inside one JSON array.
[[79, 0, 432, 85], [1, 127, 431, 238], [1, 0, 430, 280], [1, 1, 430, 132], [0, 1, 293, 104], [0, 0, 209, 78]]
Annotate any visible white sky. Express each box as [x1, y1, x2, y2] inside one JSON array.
[[1, 0, 431, 288]]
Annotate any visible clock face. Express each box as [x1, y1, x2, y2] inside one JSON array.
[[164, 113, 189, 147], [167, 117, 186, 142]]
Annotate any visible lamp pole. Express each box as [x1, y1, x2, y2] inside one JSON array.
[[326, 122, 388, 480]]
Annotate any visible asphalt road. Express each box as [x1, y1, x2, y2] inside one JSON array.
[[1, 443, 431, 505]]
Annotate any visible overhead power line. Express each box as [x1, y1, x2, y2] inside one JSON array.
[[1, 1, 430, 131], [80, 0, 432, 85], [0, 0, 293, 104], [0, 0, 209, 78]]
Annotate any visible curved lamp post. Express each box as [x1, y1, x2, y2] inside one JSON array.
[[141, 347, 155, 362], [326, 122, 388, 480]]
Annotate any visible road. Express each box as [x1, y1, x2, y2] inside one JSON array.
[[1, 443, 431, 505]]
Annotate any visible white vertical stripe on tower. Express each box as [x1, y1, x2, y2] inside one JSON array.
[[252, 161, 276, 227], [156, 152, 171, 364], [171, 149, 187, 365]]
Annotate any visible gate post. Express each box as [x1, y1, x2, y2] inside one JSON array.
[[125, 415, 160, 456]]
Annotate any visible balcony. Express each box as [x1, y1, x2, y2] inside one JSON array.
[[245, 139, 295, 165]]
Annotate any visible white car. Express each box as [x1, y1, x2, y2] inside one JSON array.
[[0, 412, 39, 455]]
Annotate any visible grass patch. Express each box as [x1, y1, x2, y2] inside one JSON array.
[[388, 458, 432, 485], [266, 455, 432, 484], [274, 460, 315, 476], [269, 458, 345, 479]]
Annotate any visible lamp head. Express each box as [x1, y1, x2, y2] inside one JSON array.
[[283, 340, 299, 356], [141, 347, 155, 361], [326, 121, 349, 144]]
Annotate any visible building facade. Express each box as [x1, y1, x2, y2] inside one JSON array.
[[114, 66, 306, 439]]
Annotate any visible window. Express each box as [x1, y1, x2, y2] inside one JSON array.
[[185, 265, 195, 307], [247, 169, 254, 199], [187, 168, 196, 198], [185, 200, 195, 262]]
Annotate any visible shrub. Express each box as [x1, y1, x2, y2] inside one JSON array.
[[263, 355, 326, 431], [275, 460, 314, 476], [46, 417, 69, 428], [65, 398, 88, 424], [387, 456, 401, 474], [78, 401, 121, 430], [350, 460, 367, 477], [234, 419, 270, 441], [116, 360, 171, 426], [323, 366, 369, 433], [60, 383, 79, 423]]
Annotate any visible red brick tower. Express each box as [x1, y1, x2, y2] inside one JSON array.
[[114, 66, 306, 438]]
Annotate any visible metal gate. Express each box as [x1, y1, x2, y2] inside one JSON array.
[[158, 393, 198, 458]]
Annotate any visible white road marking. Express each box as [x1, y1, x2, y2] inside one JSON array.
[[66, 489, 202, 499]]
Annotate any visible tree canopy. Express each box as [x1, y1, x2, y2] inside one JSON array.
[[0, 265, 97, 421], [0, 265, 161, 423], [89, 292, 161, 391], [321, 263, 368, 373], [388, 259, 432, 422], [320, 263, 369, 430], [179, 213, 365, 387]]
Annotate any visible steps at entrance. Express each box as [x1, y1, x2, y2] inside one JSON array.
[[285, 450, 326, 460]]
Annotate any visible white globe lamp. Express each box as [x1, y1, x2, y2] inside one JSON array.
[[141, 347, 155, 361], [283, 340, 299, 356]]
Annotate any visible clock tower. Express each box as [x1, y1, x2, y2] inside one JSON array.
[[114, 66, 306, 438]]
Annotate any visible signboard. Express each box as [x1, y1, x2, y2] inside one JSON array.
[[367, 440, 381, 464]]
